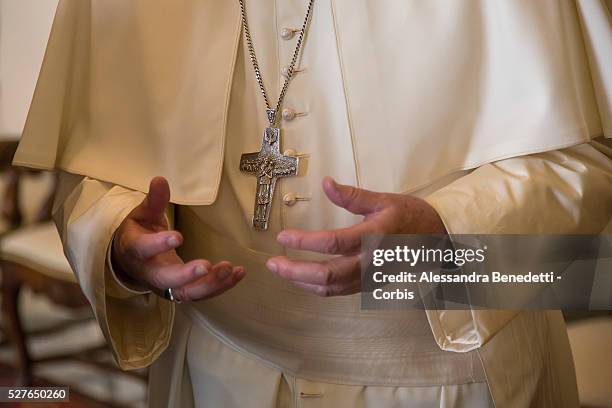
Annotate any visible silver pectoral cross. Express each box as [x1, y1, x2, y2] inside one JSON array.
[[239, 125, 299, 231]]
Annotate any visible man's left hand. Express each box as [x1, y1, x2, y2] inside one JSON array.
[[266, 177, 447, 297]]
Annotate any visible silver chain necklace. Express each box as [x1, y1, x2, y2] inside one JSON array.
[[238, 0, 316, 231], [238, 0, 315, 127]]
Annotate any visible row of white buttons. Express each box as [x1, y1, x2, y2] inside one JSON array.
[[280, 27, 305, 122], [281, 27, 308, 207]]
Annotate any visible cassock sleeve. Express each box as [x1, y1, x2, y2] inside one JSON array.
[[52, 172, 174, 369], [423, 141, 612, 352], [577, 0, 612, 139]]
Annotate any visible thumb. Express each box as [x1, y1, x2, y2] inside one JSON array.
[[322, 176, 382, 215], [131, 176, 171, 223]]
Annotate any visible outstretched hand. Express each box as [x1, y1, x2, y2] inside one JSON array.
[[111, 177, 245, 301], [266, 177, 446, 297]]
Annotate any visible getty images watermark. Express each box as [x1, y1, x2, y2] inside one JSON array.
[[361, 234, 612, 310]]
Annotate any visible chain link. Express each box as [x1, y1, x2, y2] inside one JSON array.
[[238, 0, 315, 127]]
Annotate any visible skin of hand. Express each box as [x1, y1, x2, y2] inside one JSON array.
[[111, 177, 246, 301], [266, 177, 447, 297]]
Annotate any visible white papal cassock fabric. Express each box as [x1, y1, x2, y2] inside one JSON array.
[[16, 0, 612, 407]]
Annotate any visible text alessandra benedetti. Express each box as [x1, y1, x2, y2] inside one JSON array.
[[373, 271, 557, 283]]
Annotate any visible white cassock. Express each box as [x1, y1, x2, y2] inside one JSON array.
[[14, 0, 612, 407]]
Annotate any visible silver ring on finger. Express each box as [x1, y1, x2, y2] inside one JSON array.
[[163, 287, 182, 303]]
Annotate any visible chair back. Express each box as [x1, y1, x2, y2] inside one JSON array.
[[0, 140, 57, 232]]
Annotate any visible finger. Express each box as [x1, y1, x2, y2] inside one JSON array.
[[146, 259, 211, 289], [212, 261, 234, 279], [171, 262, 233, 299], [322, 176, 384, 215], [277, 222, 373, 254], [202, 265, 247, 298], [292, 280, 361, 297], [130, 176, 171, 224], [266, 255, 360, 286], [125, 230, 183, 260], [175, 264, 246, 301]]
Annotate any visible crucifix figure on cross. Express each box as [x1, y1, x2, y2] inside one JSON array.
[[240, 126, 299, 231]]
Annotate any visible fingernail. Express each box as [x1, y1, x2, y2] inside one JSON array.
[[266, 260, 277, 273], [194, 264, 207, 277], [217, 268, 231, 280], [325, 176, 337, 189], [167, 235, 179, 247]]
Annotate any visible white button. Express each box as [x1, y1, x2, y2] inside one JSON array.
[[281, 27, 297, 40], [281, 66, 304, 79], [283, 192, 298, 206], [281, 66, 291, 78], [282, 193, 310, 206], [283, 148, 298, 156], [282, 108, 297, 121]]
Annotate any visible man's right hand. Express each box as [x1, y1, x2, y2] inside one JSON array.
[[111, 176, 245, 302]]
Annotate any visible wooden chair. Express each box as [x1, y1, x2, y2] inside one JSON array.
[[0, 141, 146, 387], [1, 224, 89, 385]]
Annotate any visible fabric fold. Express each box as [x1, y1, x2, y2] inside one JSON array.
[[53, 173, 174, 369]]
